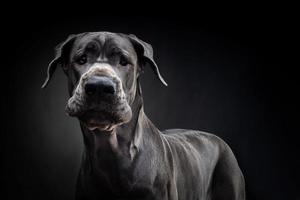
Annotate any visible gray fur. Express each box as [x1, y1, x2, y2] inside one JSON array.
[[43, 32, 245, 200]]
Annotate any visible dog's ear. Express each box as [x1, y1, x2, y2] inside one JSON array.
[[41, 34, 77, 88], [128, 34, 168, 86]]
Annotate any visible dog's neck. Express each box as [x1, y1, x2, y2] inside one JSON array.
[[78, 82, 155, 176]]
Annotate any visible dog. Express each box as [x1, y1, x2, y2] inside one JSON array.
[[42, 32, 245, 200]]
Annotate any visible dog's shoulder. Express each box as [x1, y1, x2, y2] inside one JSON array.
[[162, 129, 225, 148], [161, 129, 236, 160]]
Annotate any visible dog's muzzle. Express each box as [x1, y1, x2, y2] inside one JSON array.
[[84, 76, 116, 99], [65, 64, 132, 132]]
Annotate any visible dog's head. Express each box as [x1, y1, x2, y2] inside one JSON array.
[[42, 32, 167, 132]]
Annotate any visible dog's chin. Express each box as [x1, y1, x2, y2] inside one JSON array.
[[77, 108, 132, 133], [83, 118, 117, 132]]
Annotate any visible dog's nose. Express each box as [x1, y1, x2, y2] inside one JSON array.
[[85, 76, 116, 97]]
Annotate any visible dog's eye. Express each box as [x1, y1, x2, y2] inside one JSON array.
[[119, 55, 129, 66], [76, 54, 87, 65]]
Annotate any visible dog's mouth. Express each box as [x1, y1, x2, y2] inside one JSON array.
[[83, 118, 115, 132], [68, 97, 133, 132], [79, 109, 128, 132]]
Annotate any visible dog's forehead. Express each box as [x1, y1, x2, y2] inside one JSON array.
[[73, 32, 135, 54]]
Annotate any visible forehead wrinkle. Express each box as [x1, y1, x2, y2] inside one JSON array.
[[71, 36, 105, 60], [109, 46, 130, 56], [71, 33, 137, 62], [74, 32, 106, 48], [101, 37, 137, 62], [77, 38, 103, 51], [104, 36, 135, 53]]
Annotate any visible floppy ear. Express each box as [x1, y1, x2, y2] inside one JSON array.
[[41, 34, 77, 88], [128, 34, 168, 86]]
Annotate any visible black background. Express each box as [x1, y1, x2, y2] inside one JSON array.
[[2, 9, 299, 200]]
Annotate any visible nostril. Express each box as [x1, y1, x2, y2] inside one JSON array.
[[85, 83, 96, 96], [103, 85, 115, 95]]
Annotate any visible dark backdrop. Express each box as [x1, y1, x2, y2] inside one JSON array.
[[3, 13, 298, 200]]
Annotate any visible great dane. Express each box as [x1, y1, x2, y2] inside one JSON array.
[[42, 32, 245, 200]]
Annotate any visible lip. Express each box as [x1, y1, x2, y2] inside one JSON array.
[[84, 118, 116, 132]]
